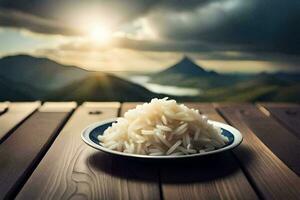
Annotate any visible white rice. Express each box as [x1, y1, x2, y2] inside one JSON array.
[[99, 98, 229, 156]]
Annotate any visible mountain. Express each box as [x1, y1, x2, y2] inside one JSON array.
[[0, 54, 89, 90], [1, 54, 299, 102], [0, 55, 156, 102], [149, 56, 300, 102], [48, 74, 158, 103], [199, 75, 300, 102], [150, 56, 223, 88], [158, 56, 218, 77], [0, 77, 34, 101]]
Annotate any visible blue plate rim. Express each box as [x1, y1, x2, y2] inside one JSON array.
[[81, 118, 243, 159]]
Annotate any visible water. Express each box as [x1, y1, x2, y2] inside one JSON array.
[[129, 75, 200, 96]]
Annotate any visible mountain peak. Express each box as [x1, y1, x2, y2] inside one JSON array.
[[180, 55, 193, 62], [159, 56, 217, 76]]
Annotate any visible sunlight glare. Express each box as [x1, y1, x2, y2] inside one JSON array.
[[89, 26, 112, 43]]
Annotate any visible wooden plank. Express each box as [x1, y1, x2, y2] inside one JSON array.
[[258, 103, 300, 139], [0, 102, 75, 199], [119, 103, 161, 199], [160, 103, 258, 200], [38, 102, 77, 112], [17, 102, 160, 200], [220, 104, 300, 175], [216, 103, 300, 200], [0, 102, 9, 115], [0, 102, 40, 142]]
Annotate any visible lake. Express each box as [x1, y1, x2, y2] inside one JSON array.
[[129, 75, 201, 96]]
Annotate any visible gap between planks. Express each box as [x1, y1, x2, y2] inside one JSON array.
[[215, 103, 300, 200], [13, 101, 299, 199], [0, 102, 41, 143], [257, 103, 300, 140], [17, 102, 160, 200], [122, 103, 259, 200], [0, 102, 75, 199]]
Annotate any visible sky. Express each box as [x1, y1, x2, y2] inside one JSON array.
[[0, 0, 299, 73]]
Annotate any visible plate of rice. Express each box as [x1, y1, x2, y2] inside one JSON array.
[[81, 98, 243, 159]]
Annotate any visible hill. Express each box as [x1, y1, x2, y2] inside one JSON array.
[[0, 54, 299, 102], [151, 56, 219, 86], [0, 54, 89, 90], [150, 56, 228, 88], [0, 77, 34, 101], [149, 56, 300, 102], [48, 74, 158, 103], [158, 56, 217, 77], [0, 55, 157, 102]]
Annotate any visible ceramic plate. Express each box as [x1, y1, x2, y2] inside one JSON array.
[[81, 118, 243, 159]]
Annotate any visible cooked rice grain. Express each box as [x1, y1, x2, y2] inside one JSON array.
[[99, 98, 228, 156]]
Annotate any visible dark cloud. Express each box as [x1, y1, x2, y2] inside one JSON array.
[[191, 51, 300, 64], [0, 0, 158, 35], [0, 0, 213, 18], [115, 38, 214, 52], [0, 8, 82, 35], [0, 0, 300, 57], [147, 0, 300, 55], [0, 0, 53, 19], [157, 0, 218, 12]]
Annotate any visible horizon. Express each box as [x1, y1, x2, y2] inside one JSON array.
[[0, 0, 300, 73], [2, 53, 300, 75]]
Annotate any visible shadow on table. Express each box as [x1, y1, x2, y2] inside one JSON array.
[[88, 144, 253, 183]]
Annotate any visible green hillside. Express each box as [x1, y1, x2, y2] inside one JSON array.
[[150, 57, 300, 102], [0, 55, 299, 102], [0, 55, 158, 102], [0, 54, 88, 90], [47, 74, 158, 103]]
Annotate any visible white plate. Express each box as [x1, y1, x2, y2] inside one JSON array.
[[81, 118, 243, 160]]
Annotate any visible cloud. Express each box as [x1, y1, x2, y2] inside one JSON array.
[[54, 38, 214, 52], [35, 36, 300, 71], [145, 0, 300, 55], [155, 0, 218, 11], [35, 43, 300, 73], [0, 0, 159, 35], [0, 8, 82, 35], [1, 0, 300, 59], [35, 47, 181, 72]]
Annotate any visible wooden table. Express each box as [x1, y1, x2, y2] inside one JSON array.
[[0, 102, 299, 200]]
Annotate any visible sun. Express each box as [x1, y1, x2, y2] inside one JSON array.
[[89, 26, 112, 43]]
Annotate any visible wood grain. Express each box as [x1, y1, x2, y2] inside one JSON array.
[[220, 104, 300, 175], [38, 102, 77, 112], [17, 102, 160, 200], [258, 103, 300, 139], [0, 102, 75, 199], [160, 103, 258, 200], [120, 103, 161, 200], [0, 102, 40, 142], [216, 103, 300, 200]]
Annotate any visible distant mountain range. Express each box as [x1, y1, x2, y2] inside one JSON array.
[[151, 56, 300, 102], [151, 56, 246, 89], [158, 56, 218, 77], [0, 54, 299, 102], [0, 55, 157, 102], [0, 55, 87, 90]]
